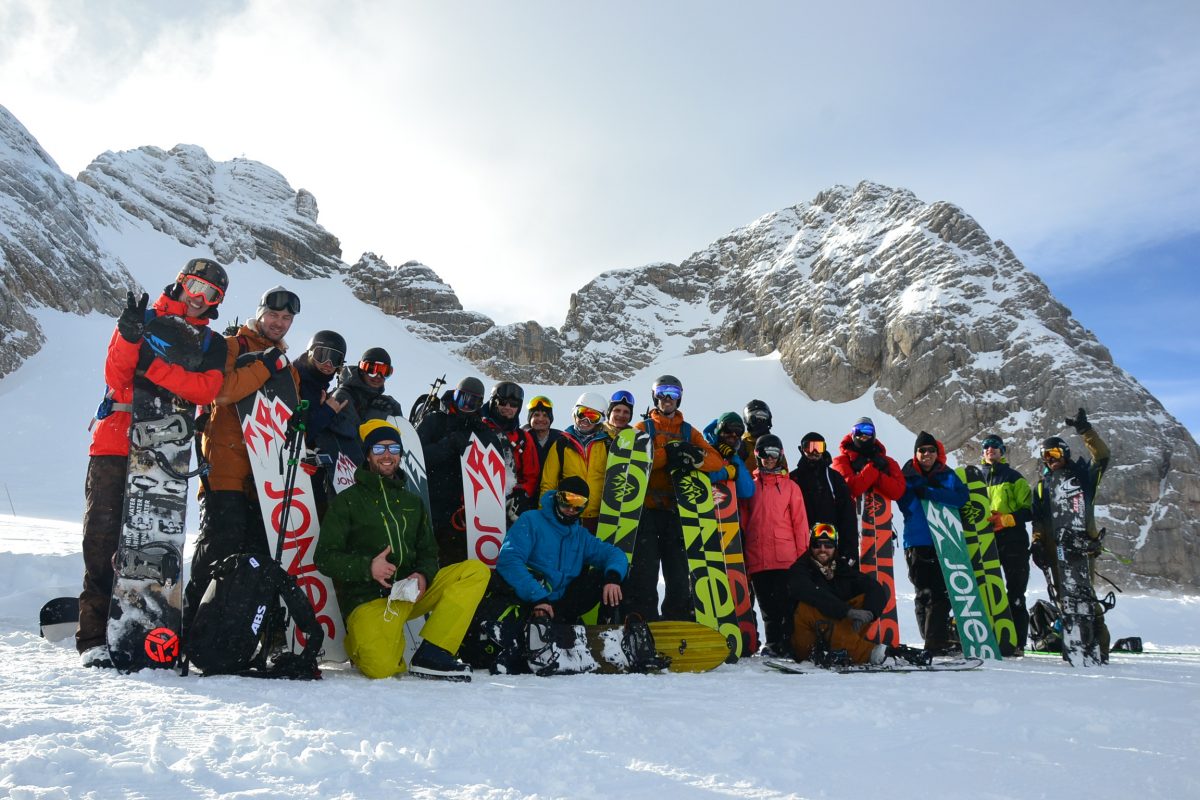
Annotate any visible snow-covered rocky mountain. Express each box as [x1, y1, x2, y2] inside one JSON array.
[[0, 103, 1196, 590]]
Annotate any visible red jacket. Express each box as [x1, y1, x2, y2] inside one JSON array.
[[89, 294, 226, 457], [741, 469, 810, 574], [483, 418, 540, 499], [831, 434, 906, 501]]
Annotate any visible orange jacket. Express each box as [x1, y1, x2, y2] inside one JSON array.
[[635, 409, 725, 509], [89, 294, 226, 457], [200, 322, 300, 494]]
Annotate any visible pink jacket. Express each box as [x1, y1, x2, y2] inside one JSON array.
[[741, 470, 810, 574]]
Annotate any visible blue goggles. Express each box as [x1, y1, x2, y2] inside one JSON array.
[[653, 385, 682, 402], [454, 390, 483, 413], [610, 389, 635, 406], [852, 423, 875, 438], [982, 437, 1004, 451]]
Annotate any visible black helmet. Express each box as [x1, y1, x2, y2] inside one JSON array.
[[1041, 436, 1071, 462], [173, 257, 228, 319], [652, 374, 683, 407], [754, 434, 784, 459], [359, 346, 391, 367], [743, 399, 772, 435], [454, 376, 486, 413], [306, 330, 347, 368], [180, 257, 229, 295], [490, 381, 524, 404]]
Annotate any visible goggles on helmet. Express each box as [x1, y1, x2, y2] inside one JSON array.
[[309, 345, 344, 368], [262, 289, 301, 315], [747, 409, 771, 422], [555, 490, 588, 511], [610, 389, 635, 406], [528, 395, 553, 413], [359, 359, 393, 378], [757, 446, 783, 460], [574, 406, 603, 424], [370, 443, 403, 456], [811, 522, 838, 547], [1042, 447, 1065, 461], [455, 390, 484, 413], [180, 275, 224, 305], [653, 385, 682, 402]]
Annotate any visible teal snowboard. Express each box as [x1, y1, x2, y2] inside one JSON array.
[[922, 500, 1001, 660]]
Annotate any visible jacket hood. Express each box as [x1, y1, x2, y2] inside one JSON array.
[[910, 435, 948, 472]]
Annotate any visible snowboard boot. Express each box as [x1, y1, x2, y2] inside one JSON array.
[[80, 645, 114, 669], [621, 616, 670, 673], [409, 641, 472, 682], [889, 644, 933, 666]]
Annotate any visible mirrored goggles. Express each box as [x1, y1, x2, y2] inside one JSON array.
[[309, 345, 344, 368], [1042, 447, 1064, 460], [610, 389, 635, 406], [262, 289, 301, 314], [527, 395, 553, 412], [370, 443, 403, 456], [359, 359, 393, 378], [556, 490, 588, 510], [804, 440, 826, 454], [757, 446, 782, 460], [653, 386, 682, 402], [852, 423, 875, 438], [455, 390, 483, 413], [574, 406, 603, 424], [180, 275, 224, 305], [811, 522, 838, 546]]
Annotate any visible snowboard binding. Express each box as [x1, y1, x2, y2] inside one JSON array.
[[620, 615, 670, 673]]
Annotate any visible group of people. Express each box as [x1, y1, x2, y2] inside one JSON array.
[[79, 259, 1113, 679]]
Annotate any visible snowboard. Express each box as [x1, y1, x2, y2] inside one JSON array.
[[107, 314, 209, 672], [955, 466, 1019, 656], [238, 369, 346, 662], [1045, 470, 1102, 667], [711, 478, 759, 656], [764, 656, 984, 674], [41, 596, 79, 643], [386, 414, 433, 670], [332, 451, 358, 494], [859, 489, 900, 646], [922, 500, 1001, 660], [462, 432, 509, 567], [672, 465, 741, 661], [595, 427, 654, 557], [648, 619, 731, 673]]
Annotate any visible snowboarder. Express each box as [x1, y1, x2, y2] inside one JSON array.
[[702, 412, 755, 500], [79, 258, 229, 668], [789, 432, 859, 569], [606, 389, 636, 432], [897, 432, 969, 654], [293, 329, 348, 515], [1030, 408, 1112, 662], [741, 434, 809, 656], [183, 285, 300, 631], [979, 433, 1033, 653], [630, 375, 724, 620], [314, 420, 490, 680], [741, 399, 785, 472], [523, 394, 564, 484], [538, 392, 613, 532], [831, 417, 905, 503], [481, 381, 540, 522]]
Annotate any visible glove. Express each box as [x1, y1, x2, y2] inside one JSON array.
[[506, 489, 530, 524], [666, 441, 704, 473], [1065, 407, 1091, 434], [871, 455, 889, 473], [989, 512, 1016, 532], [118, 291, 149, 343], [1029, 539, 1049, 570], [448, 430, 471, 453], [1083, 536, 1103, 558], [846, 608, 874, 633], [716, 442, 735, 459], [260, 347, 290, 375]]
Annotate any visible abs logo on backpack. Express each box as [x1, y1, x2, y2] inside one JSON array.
[[144, 627, 180, 664], [251, 604, 268, 635]]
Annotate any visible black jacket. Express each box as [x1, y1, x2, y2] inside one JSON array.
[[789, 452, 859, 566], [417, 401, 504, 527], [787, 554, 888, 621]]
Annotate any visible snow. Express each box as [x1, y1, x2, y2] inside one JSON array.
[[2, 239, 1199, 797]]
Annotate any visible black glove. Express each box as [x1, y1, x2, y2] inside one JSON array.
[[1082, 536, 1103, 558], [666, 441, 704, 473], [118, 291, 149, 343], [1029, 539, 1049, 570], [603, 569, 622, 587], [260, 347, 290, 375], [1065, 408, 1091, 434], [871, 455, 889, 473], [846, 608, 874, 633], [448, 430, 471, 453], [716, 442, 735, 459]]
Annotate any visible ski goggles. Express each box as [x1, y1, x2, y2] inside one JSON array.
[[556, 490, 588, 511], [756, 446, 782, 460], [747, 409, 771, 423], [803, 440, 826, 454], [574, 406, 603, 424], [261, 288, 301, 315], [610, 389, 635, 407], [1042, 447, 1065, 461], [455, 389, 483, 413], [527, 396, 553, 413], [370, 443, 403, 456], [811, 522, 838, 546], [719, 424, 745, 438], [309, 345, 344, 368], [852, 423, 875, 438], [359, 359, 393, 378], [653, 385, 682, 402], [180, 275, 224, 305], [981, 436, 1004, 451]]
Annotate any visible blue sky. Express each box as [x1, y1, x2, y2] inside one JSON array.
[[2, 0, 1197, 435]]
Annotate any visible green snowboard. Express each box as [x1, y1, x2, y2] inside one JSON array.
[[955, 466, 1018, 656], [922, 500, 1002, 660]]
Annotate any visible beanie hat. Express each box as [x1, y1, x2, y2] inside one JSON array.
[[800, 431, 825, 447], [981, 433, 1005, 454], [716, 412, 745, 434], [528, 395, 554, 423], [851, 416, 875, 437], [360, 419, 402, 450], [914, 431, 938, 453], [557, 475, 591, 499]]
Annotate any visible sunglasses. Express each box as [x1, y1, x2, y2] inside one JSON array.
[[262, 289, 301, 314], [720, 426, 745, 437], [455, 390, 483, 413], [496, 398, 522, 409], [1042, 447, 1064, 460], [575, 407, 603, 424], [370, 443, 402, 456], [804, 441, 826, 454], [556, 490, 588, 510], [917, 446, 938, 455], [654, 386, 682, 402], [757, 447, 782, 460], [180, 275, 224, 305], [982, 439, 1003, 451], [309, 345, 344, 368], [610, 390, 635, 405], [359, 360, 393, 378]]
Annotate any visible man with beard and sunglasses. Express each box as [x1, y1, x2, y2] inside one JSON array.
[[417, 376, 505, 567], [78, 258, 230, 668], [184, 285, 302, 631]]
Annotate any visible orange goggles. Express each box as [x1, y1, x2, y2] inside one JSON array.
[[1042, 447, 1064, 460], [804, 440, 826, 454], [811, 522, 838, 546], [556, 490, 588, 510], [574, 407, 603, 424], [180, 275, 224, 305], [359, 360, 393, 378]]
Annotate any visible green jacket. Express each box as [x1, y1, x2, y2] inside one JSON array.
[[314, 466, 439, 616], [980, 458, 1033, 533]]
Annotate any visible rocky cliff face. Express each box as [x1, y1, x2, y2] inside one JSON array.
[[0, 106, 133, 379]]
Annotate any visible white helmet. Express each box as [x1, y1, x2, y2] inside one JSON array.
[[574, 392, 608, 418]]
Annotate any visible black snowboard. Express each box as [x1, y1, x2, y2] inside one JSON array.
[[40, 596, 79, 642]]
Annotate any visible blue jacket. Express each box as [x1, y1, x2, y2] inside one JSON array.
[[496, 490, 629, 603], [898, 441, 968, 549], [702, 418, 755, 498]]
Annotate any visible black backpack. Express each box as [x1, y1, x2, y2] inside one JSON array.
[[1028, 599, 1064, 652], [186, 552, 324, 678]]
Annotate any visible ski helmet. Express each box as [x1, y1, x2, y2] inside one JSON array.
[[490, 381, 525, 407], [527, 395, 554, 423], [1041, 436, 1071, 462], [743, 400, 772, 435], [608, 389, 635, 414], [357, 347, 393, 378], [652, 375, 683, 407], [574, 392, 608, 424], [754, 434, 784, 460], [306, 330, 347, 368], [258, 285, 301, 316], [174, 257, 228, 318], [454, 376, 486, 413]]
